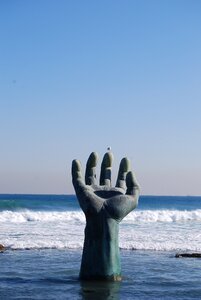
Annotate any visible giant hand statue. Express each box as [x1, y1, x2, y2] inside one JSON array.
[[72, 151, 140, 281]]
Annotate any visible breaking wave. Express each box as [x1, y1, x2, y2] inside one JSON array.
[[1, 209, 201, 252], [1, 209, 201, 223]]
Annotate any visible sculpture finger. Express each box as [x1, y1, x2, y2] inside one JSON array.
[[85, 152, 98, 185], [126, 171, 140, 196], [100, 152, 114, 186], [115, 157, 130, 190], [71, 159, 85, 189]]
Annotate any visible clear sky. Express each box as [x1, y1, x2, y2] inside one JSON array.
[[0, 0, 201, 195]]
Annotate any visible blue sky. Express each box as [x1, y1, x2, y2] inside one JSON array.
[[0, 0, 201, 195]]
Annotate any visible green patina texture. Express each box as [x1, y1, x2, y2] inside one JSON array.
[[71, 151, 139, 281]]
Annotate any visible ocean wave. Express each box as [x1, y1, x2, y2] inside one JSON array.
[[1, 209, 201, 252], [0, 210, 85, 223], [5, 242, 83, 251], [1, 209, 201, 223], [124, 209, 201, 223], [4, 240, 201, 252]]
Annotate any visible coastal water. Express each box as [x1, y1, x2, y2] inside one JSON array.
[[0, 194, 201, 299]]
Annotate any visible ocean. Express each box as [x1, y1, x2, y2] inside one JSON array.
[[0, 194, 201, 299]]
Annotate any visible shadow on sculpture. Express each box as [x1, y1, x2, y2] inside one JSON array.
[[72, 151, 140, 281]]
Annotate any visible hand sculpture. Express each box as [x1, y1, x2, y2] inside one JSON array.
[[72, 151, 140, 281]]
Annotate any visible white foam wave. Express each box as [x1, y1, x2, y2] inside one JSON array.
[[4, 236, 201, 252], [1, 209, 201, 223], [0, 210, 85, 223], [5, 241, 84, 251], [124, 209, 201, 223], [1, 209, 201, 252]]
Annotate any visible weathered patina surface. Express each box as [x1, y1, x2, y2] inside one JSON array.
[[72, 151, 140, 281]]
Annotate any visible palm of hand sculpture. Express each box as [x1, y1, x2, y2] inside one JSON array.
[[72, 151, 140, 281]]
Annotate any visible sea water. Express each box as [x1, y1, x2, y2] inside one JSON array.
[[0, 194, 201, 299]]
